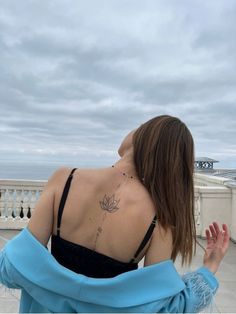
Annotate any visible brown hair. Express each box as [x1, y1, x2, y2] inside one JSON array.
[[132, 115, 197, 267]]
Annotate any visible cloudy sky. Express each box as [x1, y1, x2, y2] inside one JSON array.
[[0, 0, 236, 169]]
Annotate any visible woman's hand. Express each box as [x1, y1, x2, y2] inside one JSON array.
[[203, 222, 230, 274]]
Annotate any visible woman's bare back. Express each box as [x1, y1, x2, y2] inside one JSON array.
[[52, 167, 157, 264]]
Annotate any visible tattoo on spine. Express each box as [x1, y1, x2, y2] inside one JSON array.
[[93, 194, 120, 250], [93, 211, 107, 250], [99, 194, 120, 213]]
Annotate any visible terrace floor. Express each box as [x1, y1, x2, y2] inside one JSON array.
[[0, 229, 236, 313]]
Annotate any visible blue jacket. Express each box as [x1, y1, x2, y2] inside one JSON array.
[[0, 227, 219, 313]]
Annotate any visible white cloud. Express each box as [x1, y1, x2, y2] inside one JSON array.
[[0, 0, 235, 170]]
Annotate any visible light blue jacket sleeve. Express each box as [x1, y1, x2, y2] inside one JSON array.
[[158, 266, 219, 313], [0, 247, 21, 289]]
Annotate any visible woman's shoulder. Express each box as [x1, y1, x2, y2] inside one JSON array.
[[51, 166, 74, 176], [49, 166, 96, 181], [45, 167, 79, 192], [48, 166, 107, 189]]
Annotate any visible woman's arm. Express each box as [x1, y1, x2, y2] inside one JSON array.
[[0, 167, 69, 288], [144, 223, 220, 313], [27, 167, 73, 247]]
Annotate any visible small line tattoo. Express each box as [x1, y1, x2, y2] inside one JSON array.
[[93, 212, 107, 250], [99, 194, 120, 213]]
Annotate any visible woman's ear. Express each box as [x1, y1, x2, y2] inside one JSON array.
[[118, 146, 123, 157], [118, 142, 125, 157], [117, 129, 135, 157]]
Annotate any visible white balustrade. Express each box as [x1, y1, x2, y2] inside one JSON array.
[[195, 185, 232, 239], [0, 176, 235, 243], [194, 172, 233, 186], [0, 179, 46, 229], [224, 181, 236, 243]]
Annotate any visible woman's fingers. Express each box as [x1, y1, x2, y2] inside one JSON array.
[[215, 228, 223, 246], [209, 224, 217, 238], [222, 224, 230, 250], [213, 222, 221, 234], [206, 229, 211, 243], [210, 222, 223, 239], [206, 229, 215, 246], [222, 223, 229, 238]]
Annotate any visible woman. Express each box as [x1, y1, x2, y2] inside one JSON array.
[[0, 115, 230, 313]]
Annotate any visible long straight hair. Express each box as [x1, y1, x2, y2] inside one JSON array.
[[132, 115, 197, 267]]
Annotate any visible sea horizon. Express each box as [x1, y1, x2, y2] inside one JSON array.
[[0, 160, 236, 181], [0, 160, 105, 181]]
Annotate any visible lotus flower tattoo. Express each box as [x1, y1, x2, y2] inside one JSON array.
[[99, 194, 120, 213]]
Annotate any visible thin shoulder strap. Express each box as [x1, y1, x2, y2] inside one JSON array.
[[56, 168, 77, 236], [129, 214, 157, 263]]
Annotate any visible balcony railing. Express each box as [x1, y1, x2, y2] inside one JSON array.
[[0, 179, 46, 229], [0, 174, 236, 242]]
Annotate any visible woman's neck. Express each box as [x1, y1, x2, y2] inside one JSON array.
[[113, 152, 137, 179]]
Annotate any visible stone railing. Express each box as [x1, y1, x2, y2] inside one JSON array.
[[224, 181, 236, 242], [0, 179, 202, 234], [194, 172, 234, 187], [194, 173, 236, 242], [0, 177, 235, 243], [0, 179, 46, 229], [194, 185, 232, 238]]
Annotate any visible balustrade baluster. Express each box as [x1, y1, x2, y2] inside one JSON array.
[[0, 189, 6, 221], [15, 190, 22, 220], [7, 189, 14, 222], [30, 190, 37, 218], [22, 190, 30, 220], [4, 189, 10, 218]]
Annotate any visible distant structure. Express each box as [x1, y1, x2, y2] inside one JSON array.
[[194, 157, 236, 181], [194, 157, 219, 170]]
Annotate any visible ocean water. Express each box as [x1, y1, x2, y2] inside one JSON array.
[[0, 161, 75, 180], [0, 160, 110, 180], [1, 160, 235, 181]]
